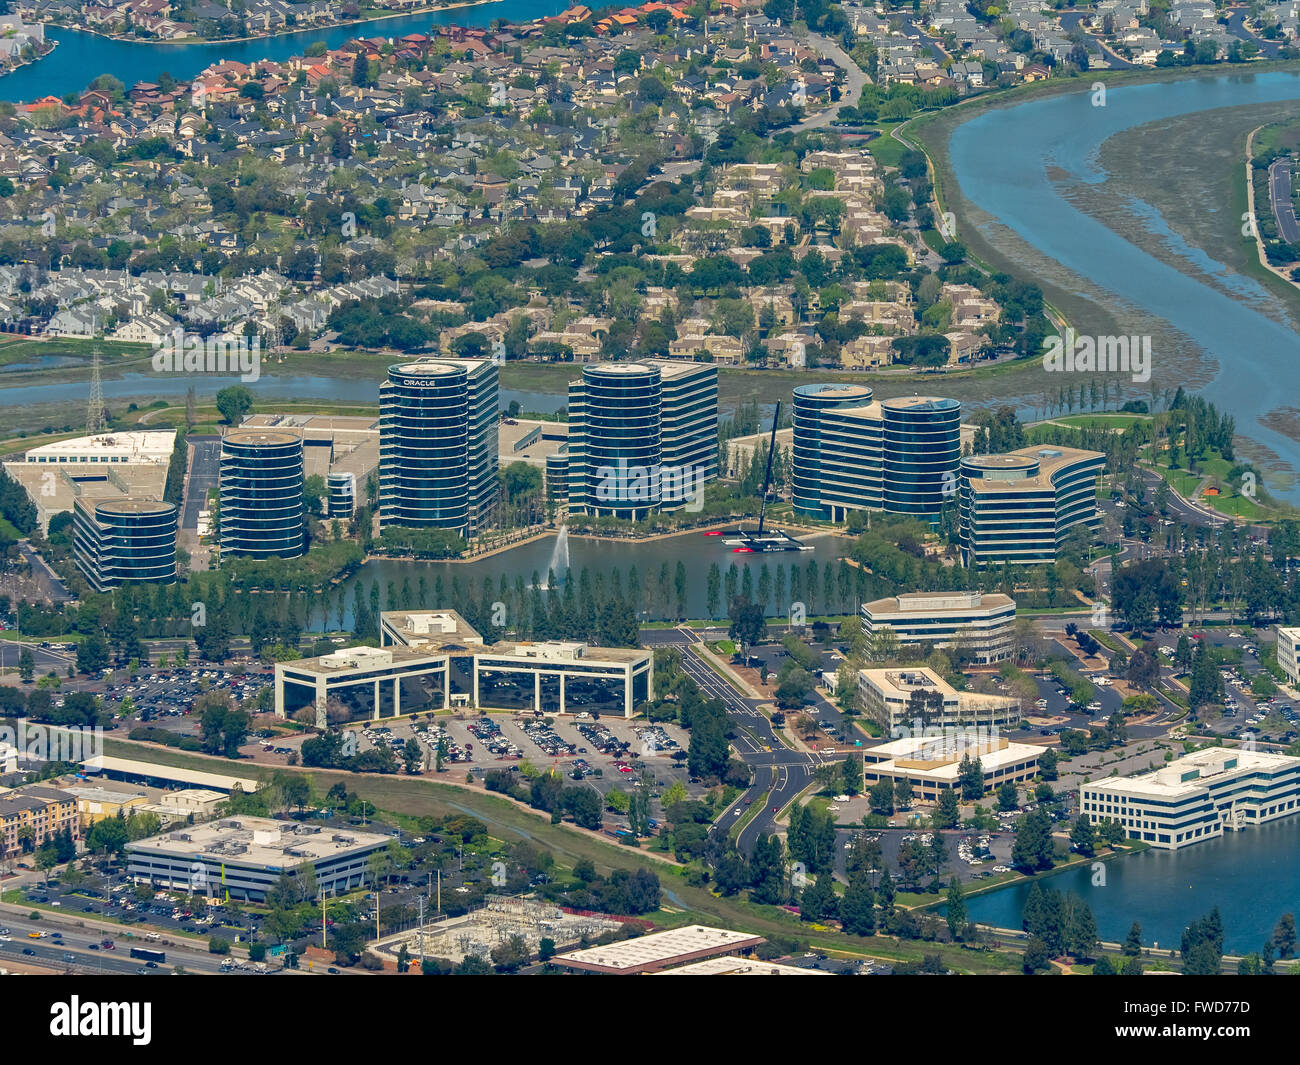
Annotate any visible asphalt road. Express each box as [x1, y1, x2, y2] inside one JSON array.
[[182, 436, 219, 531], [0, 905, 227, 975], [17, 540, 72, 602], [1270, 158, 1300, 244], [0, 638, 74, 671], [665, 630, 824, 854]]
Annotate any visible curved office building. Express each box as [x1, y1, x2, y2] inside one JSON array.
[[881, 396, 962, 517], [792, 383, 874, 518], [959, 446, 1106, 566], [568, 363, 663, 520], [792, 388, 959, 524], [73, 498, 177, 591], [379, 361, 471, 531], [219, 430, 305, 559]]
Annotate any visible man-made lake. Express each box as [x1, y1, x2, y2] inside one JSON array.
[[315, 529, 854, 628], [963, 816, 1300, 954], [0, 1, 565, 101], [948, 70, 1300, 501]]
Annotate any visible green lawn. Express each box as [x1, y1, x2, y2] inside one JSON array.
[[864, 124, 911, 168], [1046, 412, 1151, 432]]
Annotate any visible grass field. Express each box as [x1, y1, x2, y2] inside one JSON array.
[[1045, 413, 1151, 432]]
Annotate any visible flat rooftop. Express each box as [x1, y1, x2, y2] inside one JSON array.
[[645, 358, 716, 382], [1083, 748, 1300, 799], [498, 418, 568, 468], [482, 639, 649, 665], [379, 611, 648, 665], [279, 644, 447, 677], [554, 925, 764, 974], [867, 734, 1041, 777], [61, 785, 146, 805], [81, 755, 263, 795], [964, 445, 1104, 495], [126, 816, 389, 868], [657, 956, 829, 975], [863, 591, 1015, 617], [12, 430, 175, 463], [222, 429, 302, 448], [380, 609, 484, 649]]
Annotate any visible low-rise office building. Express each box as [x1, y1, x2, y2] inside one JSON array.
[[861, 733, 1041, 802], [1079, 748, 1300, 850], [959, 445, 1105, 566], [1276, 627, 1300, 687], [861, 591, 1016, 663], [276, 610, 653, 726], [126, 816, 390, 902], [63, 785, 148, 827], [80, 755, 262, 796], [856, 666, 1021, 734]]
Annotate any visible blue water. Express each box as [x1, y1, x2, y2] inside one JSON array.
[[964, 816, 1300, 954], [949, 70, 1300, 500], [0, 1, 565, 101]]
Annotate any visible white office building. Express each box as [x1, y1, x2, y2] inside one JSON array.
[[1276, 627, 1300, 687], [856, 666, 1021, 734], [861, 591, 1016, 664], [1079, 748, 1300, 850]]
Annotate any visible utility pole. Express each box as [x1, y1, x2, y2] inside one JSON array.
[[321, 889, 326, 949]]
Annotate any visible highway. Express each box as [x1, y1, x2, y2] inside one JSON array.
[[0, 905, 228, 975]]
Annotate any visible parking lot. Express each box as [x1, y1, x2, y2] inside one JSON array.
[[346, 711, 695, 801], [76, 665, 276, 730], [17, 872, 266, 945]]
